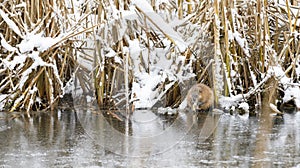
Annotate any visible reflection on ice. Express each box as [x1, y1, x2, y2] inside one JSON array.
[[0, 108, 299, 167]]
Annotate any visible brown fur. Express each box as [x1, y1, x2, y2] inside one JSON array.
[[186, 83, 214, 111]]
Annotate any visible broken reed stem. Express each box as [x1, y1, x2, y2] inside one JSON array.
[[135, 5, 178, 46], [0, 0, 77, 111], [183, 0, 300, 109], [2, 0, 300, 112]]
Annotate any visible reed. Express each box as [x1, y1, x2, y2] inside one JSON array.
[[90, 0, 185, 109], [181, 0, 300, 111], [1, 0, 300, 113], [0, 0, 79, 112]]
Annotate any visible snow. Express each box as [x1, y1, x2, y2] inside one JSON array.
[[239, 102, 249, 113], [128, 39, 142, 60], [0, 34, 17, 52], [0, 9, 23, 38], [17, 51, 60, 91], [269, 65, 285, 78], [214, 55, 224, 98], [131, 0, 187, 52], [232, 31, 250, 57], [268, 65, 300, 108], [1, 0, 300, 113], [126, 33, 193, 109], [283, 87, 300, 108], [219, 65, 300, 111], [0, 95, 7, 111], [15, 2, 26, 8], [130, 57, 193, 108], [105, 48, 117, 58], [157, 107, 177, 115], [131, 71, 169, 108], [130, 54, 194, 109], [17, 33, 62, 53], [219, 94, 244, 110], [296, 64, 300, 77], [2, 54, 27, 71]]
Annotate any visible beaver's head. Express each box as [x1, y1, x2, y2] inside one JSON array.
[[187, 83, 214, 111]]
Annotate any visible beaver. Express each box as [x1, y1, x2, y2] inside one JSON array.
[[186, 83, 214, 111]]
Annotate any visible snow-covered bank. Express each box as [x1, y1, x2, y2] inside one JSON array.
[[1, 0, 300, 113], [219, 65, 300, 112]]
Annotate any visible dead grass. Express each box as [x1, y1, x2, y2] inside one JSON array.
[[178, 0, 300, 110], [1, 0, 300, 112], [0, 0, 77, 113]]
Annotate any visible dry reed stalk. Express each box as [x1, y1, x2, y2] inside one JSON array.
[[91, 0, 194, 109], [177, 0, 300, 110], [211, 0, 223, 104], [178, 0, 183, 19], [0, 0, 82, 111], [186, 0, 193, 14], [220, 0, 231, 97], [2, 0, 298, 112]]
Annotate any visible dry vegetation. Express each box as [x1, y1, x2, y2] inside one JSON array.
[[0, 0, 77, 112], [185, 0, 300, 112], [1, 0, 300, 113]]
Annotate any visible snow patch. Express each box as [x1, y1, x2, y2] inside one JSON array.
[[219, 94, 244, 110], [239, 102, 249, 113], [0, 34, 17, 52], [0, 95, 8, 111], [283, 87, 300, 108], [0, 9, 23, 38], [18, 33, 61, 53], [131, 0, 187, 52], [157, 107, 177, 115]]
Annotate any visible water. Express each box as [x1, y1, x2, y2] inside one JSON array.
[[0, 108, 299, 167]]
